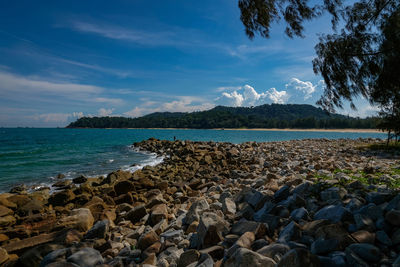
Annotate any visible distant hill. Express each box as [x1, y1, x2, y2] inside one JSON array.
[[66, 104, 379, 129]]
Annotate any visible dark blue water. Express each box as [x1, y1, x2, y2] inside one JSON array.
[[0, 128, 386, 191]]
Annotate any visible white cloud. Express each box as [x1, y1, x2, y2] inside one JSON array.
[[215, 84, 289, 106], [32, 111, 84, 123], [0, 70, 124, 105], [266, 88, 290, 104], [285, 78, 324, 100], [98, 108, 114, 116], [124, 96, 214, 118]]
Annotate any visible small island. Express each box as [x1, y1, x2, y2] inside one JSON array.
[[67, 104, 379, 130]]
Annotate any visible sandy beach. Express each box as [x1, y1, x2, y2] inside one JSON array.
[[119, 128, 385, 133]]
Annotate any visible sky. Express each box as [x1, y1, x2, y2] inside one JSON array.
[[0, 0, 379, 127]]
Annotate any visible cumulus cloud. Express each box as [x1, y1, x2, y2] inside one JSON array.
[[215, 84, 289, 106], [98, 108, 114, 116], [285, 78, 324, 100], [266, 88, 290, 104]]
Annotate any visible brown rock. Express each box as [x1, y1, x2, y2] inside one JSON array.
[[178, 249, 200, 267], [236, 232, 255, 249], [114, 180, 135, 195], [144, 241, 161, 255], [0, 247, 9, 265], [186, 221, 199, 234], [0, 215, 16, 227], [7, 194, 31, 207], [0, 233, 9, 242], [142, 253, 157, 265], [0, 205, 13, 217], [48, 190, 75, 207], [126, 205, 147, 224], [138, 230, 159, 250], [57, 208, 94, 232], [2, 231, 63, 253], [351, 230, 375, 244], [150, 204, 168, 225]]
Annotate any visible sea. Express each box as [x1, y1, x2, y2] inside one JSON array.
[[0, 128, 387, 192]]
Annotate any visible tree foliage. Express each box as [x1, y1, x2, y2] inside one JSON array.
[[67, 104, 378, 129], [239, 0, 400, 137]]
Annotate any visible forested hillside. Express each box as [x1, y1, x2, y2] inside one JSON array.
[[67, 104, 379, 129]]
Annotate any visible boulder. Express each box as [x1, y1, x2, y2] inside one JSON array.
[[197, 212, 229, 249], [67, 248, 104, 267], [48, 190, 75, 207], [178, 249, 200, 267], [313, 205, 352, 223], [126, 204, 148, 224], [84, 220, 109, 240], [222, 198, 236, 215], [184, 198, 210, 225], [0, 205, 13, 217], [150, 203, 168, 225], [138, 229, 159, 250], [346, 243, 381, 263], [277, 248, 320, 267], [257, 243, 290, 262], [224, 248, 276, 267], [58, 208, 94, 232], [114, 180, 135, 195]]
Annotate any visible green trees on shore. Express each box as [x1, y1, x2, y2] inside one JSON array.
[[67, 104, 379, 129]]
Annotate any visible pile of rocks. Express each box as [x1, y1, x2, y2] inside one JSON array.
[[0, 138, 399, 266]]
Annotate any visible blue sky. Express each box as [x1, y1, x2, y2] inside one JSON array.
[[0, 0, 378, 127]]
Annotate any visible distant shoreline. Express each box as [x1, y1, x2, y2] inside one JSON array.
[[97, 127, 385, 133]]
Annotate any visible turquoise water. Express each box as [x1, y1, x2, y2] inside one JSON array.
[[0, 128, 386, 191]]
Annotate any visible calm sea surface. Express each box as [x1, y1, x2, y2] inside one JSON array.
[[0, 128, 386, 191]]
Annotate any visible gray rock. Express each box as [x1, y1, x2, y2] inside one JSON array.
[[197, 212, 229, 249], [274, 185, 290, 202], [45, 263, 80, 267], [311, 238, 339, 255], [290, 207, 309, 222], [276, 248, 320, 267], [291, 182, 312, 197], [184, 199, 210, 225], [346, 243, 381, 263], [253, 201, 275, 222], [313, 205, 351, 223], [278, 221, 301, 243], [376, 230, 392, 246], [353, 214, 375, 231], [257, 243, 290, 262], [84, 220, 109, 240], [195, 253, 214, 267], [224, 248, 276, 267], [365, 192, 388, 205], [222, 198, 236, 215], [231, 218, 266, 237], [251, 239, 269, 251], [357, 203, 383, 221], [391, 228, 400, 245], [40, 248, 69, 267], [177, 249, 200, 267], [385, 209, 400, 226], [320, 187, 345, 202], [66, 248, 104, 267]]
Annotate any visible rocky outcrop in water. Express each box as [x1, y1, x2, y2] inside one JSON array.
[[0, 138, 400, 266]]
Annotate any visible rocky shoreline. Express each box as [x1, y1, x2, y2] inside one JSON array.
[[0, 138, 400, 266]]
